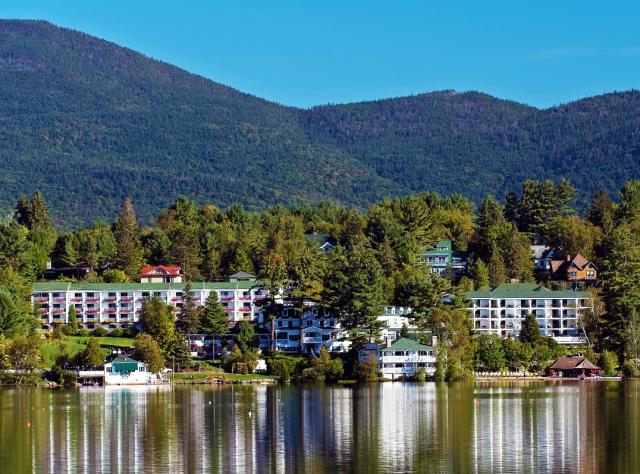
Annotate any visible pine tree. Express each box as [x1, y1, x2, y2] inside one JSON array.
[[200, 292, 229, 336], [68, 305, 78, 334], [176, 283, 200, 336], [113, 198, 143, 279], [488, 252, 508, 288], [323, 243, 386, 339], [470, 258, 489, 290], [520, 313, 540, 344]]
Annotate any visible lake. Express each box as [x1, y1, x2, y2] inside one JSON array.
[[0, 381, 638, 473]]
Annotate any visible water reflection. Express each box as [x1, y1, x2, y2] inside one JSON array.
[[0, 381, 638, 473]]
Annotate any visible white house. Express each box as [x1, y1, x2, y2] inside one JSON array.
[[104, 356, 159, 385], [361, 337, 437, 380]]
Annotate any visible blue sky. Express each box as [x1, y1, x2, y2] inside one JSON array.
[[2, 0, 639, 108]]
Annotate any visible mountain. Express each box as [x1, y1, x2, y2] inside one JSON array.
[[0, 20, 639, 226]]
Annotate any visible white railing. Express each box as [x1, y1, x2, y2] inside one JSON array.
[[380, 355, 436, 364]]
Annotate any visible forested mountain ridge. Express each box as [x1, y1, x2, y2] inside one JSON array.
[[0, 20, 639, 227]]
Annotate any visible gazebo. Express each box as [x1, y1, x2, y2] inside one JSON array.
[[546, 355, 601, 378]]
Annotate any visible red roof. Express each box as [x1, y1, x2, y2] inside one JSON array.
[[549, 356, 600, 371], [140, 265, 182, 277]]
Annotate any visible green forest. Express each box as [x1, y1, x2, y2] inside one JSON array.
[[1, 20, 640, 226], [1, 177, 640, 383]]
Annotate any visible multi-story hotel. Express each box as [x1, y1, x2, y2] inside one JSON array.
[[33, 274, 268, 331], [468, 283, 591, 345]]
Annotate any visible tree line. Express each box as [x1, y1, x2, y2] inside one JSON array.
[[1, 178, 640, 381]]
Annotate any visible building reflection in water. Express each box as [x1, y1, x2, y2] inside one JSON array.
[[1, 380, 638, 472]]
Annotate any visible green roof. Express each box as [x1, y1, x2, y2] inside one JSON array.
[[469, 283, 587, 299], [111, 356, 139, 372], [387, 337, 432, 351], [422, 240, 452, 255], [33, 281, 258, 291]]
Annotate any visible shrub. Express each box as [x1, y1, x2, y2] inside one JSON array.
[[91, 327, 108, 337], [414, 367, 427, 382], [110, 328, 125, 337], [50, 368, 78, 388], [622, 360, 640, 378], [600, 350, 619, 376], [77, 328, 90, 337], [353, 356, 379, 382], [268, 358, 296, 383], [61, 325, 77, 336]]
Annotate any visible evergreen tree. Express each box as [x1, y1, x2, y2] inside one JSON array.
[[488, 252, 508, 288], [470, 258, 489, 290], [617, 180, 640, 224], [586, 190, 616, 231], [602, 226, 640, 352], [503, 228, 534, 282], [323, 243, 386, 339], [68, 305, 78, 334], [520, 313, 541, 344], [171, 335, 193, 370], [199, 292, 229, 336], [236, 321, 256, 353], [176, 284, 200, 336], [113, 198, 143, 279]]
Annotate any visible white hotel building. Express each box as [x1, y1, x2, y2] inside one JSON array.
[[468, 283, 591, 345], [32, 278, 268, 331]]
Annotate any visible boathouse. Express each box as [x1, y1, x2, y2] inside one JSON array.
[[547, 355, 601, 377]]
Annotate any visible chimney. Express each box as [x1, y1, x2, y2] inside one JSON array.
[[566, 255, 571, 261], [385, 336, 393, 348]]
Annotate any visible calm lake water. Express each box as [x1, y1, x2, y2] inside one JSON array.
[[0, 381, 638, 473]]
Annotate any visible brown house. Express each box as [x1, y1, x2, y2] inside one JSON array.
[[550, 254, 598, 283], [547, 355, 601, 377]]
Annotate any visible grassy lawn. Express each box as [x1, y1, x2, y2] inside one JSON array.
[[170, 371, 278, 383], [42, 336, 135, 367]]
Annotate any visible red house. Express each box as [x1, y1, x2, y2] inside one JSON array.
[[140, 266, 183, 283]]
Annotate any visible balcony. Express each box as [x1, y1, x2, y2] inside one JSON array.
[[171, 297, 182, 302], [120, 297, 133, 302], [35, 297, 49, 303], [39, 308, 49, 314], [222, 297, 234, 302], [86, 309, 99, 315], [52, 309, 64, 315], [70, 297, 83, 303], [106, 309, 117, 314], [86, 297, 99, 303], [54, 297, 66, 302], [103, 297, 116, 302]]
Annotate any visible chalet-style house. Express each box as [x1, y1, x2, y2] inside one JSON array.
[[546, 355, 601, 378], [140, 265, 183, 283], [550, 254, 598, 283], [416, 240, 467, 277]]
